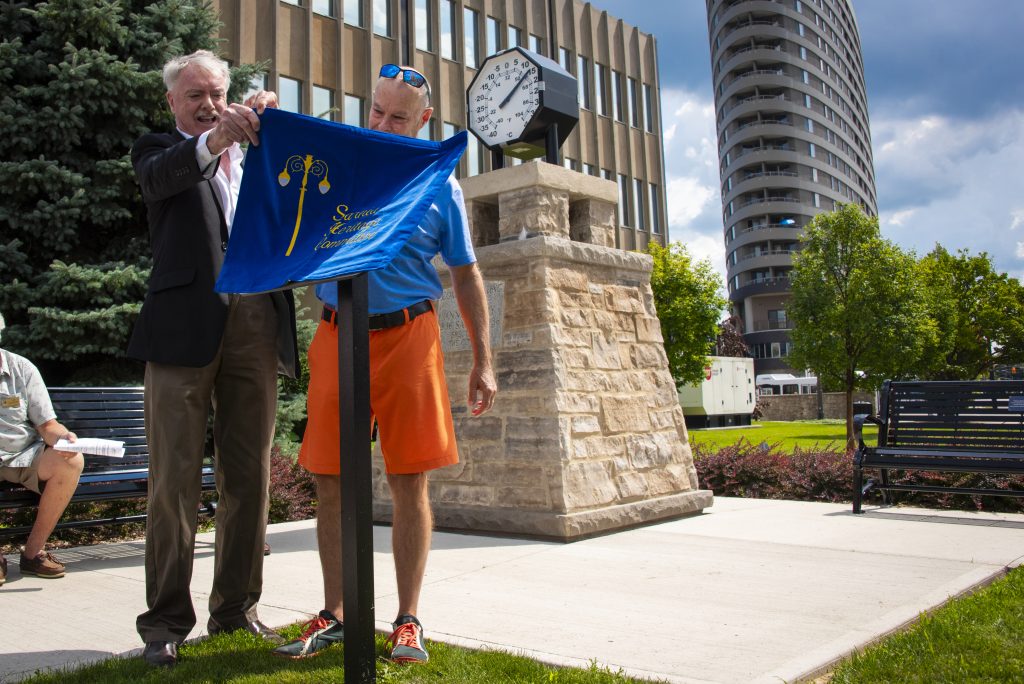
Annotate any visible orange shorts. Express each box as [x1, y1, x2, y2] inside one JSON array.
[[298, 309, 459, 476]]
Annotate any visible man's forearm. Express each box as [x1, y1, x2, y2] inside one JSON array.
[[450, 263, 492, 366]]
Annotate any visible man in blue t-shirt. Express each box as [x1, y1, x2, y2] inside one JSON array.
[[274, 65, 497, 664]]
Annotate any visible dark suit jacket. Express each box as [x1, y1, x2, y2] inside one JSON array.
[[128, 131, 299, 378]]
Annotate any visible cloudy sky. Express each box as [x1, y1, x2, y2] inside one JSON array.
[[594, 0, 1024, 284]]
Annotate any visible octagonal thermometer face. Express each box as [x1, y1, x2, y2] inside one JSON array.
[[468, 52, 541, 146]]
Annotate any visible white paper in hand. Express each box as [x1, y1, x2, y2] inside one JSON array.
[[54, 437, 126, 459]]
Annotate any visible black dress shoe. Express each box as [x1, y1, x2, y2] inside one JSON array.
[[142, 640, 177, 667], [208, 617, 286, 645]]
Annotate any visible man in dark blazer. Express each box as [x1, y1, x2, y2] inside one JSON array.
[[129, 49, 299, 668]]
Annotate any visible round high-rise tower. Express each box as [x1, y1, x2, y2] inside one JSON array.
[[707, 0, 877, 376]]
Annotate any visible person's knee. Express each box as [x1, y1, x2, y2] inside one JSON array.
[[315, 473, 342, 505], [36, 449, 83, 484], [65, 452, 85, 475], [387, 472, 429, 507]]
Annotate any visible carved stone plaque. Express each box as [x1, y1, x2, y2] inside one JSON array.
[[438, 280, 505, 353]]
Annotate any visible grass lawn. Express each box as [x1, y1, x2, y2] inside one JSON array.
[[829, 566, 1024, 683], [19, 627, 656, 684], [687, 420, 877, 452]]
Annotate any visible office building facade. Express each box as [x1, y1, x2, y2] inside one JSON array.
[[211, 0, 668, 251], [706, 0, 877, 374]]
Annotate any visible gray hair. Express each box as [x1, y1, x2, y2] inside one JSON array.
[[163, 49, 231, 92]]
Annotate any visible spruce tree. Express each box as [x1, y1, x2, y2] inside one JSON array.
[[0, 0, 261, 384]]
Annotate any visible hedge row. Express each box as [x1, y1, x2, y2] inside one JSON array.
[[692, 439, 1024, 513]]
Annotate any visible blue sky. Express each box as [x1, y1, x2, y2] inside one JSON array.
[[594, 0, 1024, 283]]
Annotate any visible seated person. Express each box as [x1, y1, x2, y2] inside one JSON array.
[[0, 312, 83, 584]]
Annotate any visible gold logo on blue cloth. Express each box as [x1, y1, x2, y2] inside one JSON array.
[[278, 154, 331, 256]]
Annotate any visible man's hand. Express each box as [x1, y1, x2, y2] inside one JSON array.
[[468, 364, 497, 416], [206, 90, 279, 155]]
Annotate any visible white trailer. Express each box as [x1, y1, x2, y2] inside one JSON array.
[[677, 356, 756, 428]]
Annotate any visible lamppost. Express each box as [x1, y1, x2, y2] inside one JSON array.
[[278, 154, 331, 256]]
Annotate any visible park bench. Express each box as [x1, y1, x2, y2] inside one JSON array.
[[0, 386, 216, 539], [852, 380, 1024, 514]]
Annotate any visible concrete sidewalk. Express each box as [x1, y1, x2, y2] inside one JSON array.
[[2, 496, 1023, 683]]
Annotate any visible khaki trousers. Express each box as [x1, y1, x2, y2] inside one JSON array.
[[136, 295, 279, 643]]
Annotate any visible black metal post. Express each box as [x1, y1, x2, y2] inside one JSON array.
[[545, 123, 559, 165], [336, 273, 375, 683]]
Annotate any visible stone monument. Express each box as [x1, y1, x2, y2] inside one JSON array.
[[371, 162, 712, 540]]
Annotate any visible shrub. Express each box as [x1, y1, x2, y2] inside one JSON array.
[[268, 446, 317, 524], [692, 440, 1024, 512]]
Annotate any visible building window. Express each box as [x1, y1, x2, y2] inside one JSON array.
[[467, 138, 483, 176], [649, 183, 660, 234], [440, 0, 456, 60], [528, 33, 544, 56], [281, 0, 299, 5], [634, 177, 645, 230], [813, 192, 821, 207], [486, 16, 501, 56], [444, 122, 460, 176], [415, 0, 433, 52], [617, 174, 630, 226], [279, 76, 302, 113], [559, 47, 572, 72], [601, 168, 612, 180], [805, 118, 814, 132], [611, 70, 624, 122], [595, 63, 608, 117], [343, 94, 363, 127], [313, 0, 335, 17], [768, 309, 788, 330], [582, 162, 595, 176], [808, 142, 816, 157], [577, 55, 591, 109], [464, 7, 479, 68], [313, 85, 335, 120], [372, 0, 390, 37], [643, 83, 654, 132], [628, 77, 640, 128], [343, 0, 363, 26], [508, 24, 522, 48]]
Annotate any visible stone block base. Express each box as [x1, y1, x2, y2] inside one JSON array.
[[374, 490, 714, 542]]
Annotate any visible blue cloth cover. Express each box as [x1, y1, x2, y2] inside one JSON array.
[[215, 108, 467, 294]]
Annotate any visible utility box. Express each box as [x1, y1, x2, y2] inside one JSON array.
[[678, 356, 756, 429]]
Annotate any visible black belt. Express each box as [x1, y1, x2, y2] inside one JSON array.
[[322, 300, 433, 331]]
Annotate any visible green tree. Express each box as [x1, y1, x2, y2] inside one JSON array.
[[0, 0, 262, 385], [918, 245, 1024, 380], [788, 204, 936, 447], [645, 241, 727, 387]]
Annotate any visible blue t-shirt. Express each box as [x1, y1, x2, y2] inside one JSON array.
[[316, 175, 475, 314]]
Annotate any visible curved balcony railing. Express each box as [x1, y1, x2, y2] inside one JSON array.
[[738, 196, 801, 208], [741, 170, 799, 179], [735, 118, 792, 132], [737, 248, 795, 262], [732, 144, 796, 160], [735, 221, 803, 236]]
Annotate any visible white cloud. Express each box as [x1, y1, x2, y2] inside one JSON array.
[[881, 209, 917, 227], [1017, 242, 1024, 259], [657, 87, 727, 286], [871, 108, 1024, 273], [1011, 209, 1024, 231]]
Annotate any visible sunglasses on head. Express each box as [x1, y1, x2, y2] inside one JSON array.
[[379, 64, 431, 99]]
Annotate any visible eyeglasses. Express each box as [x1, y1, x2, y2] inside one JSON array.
[[379, 64, 431, 100]]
